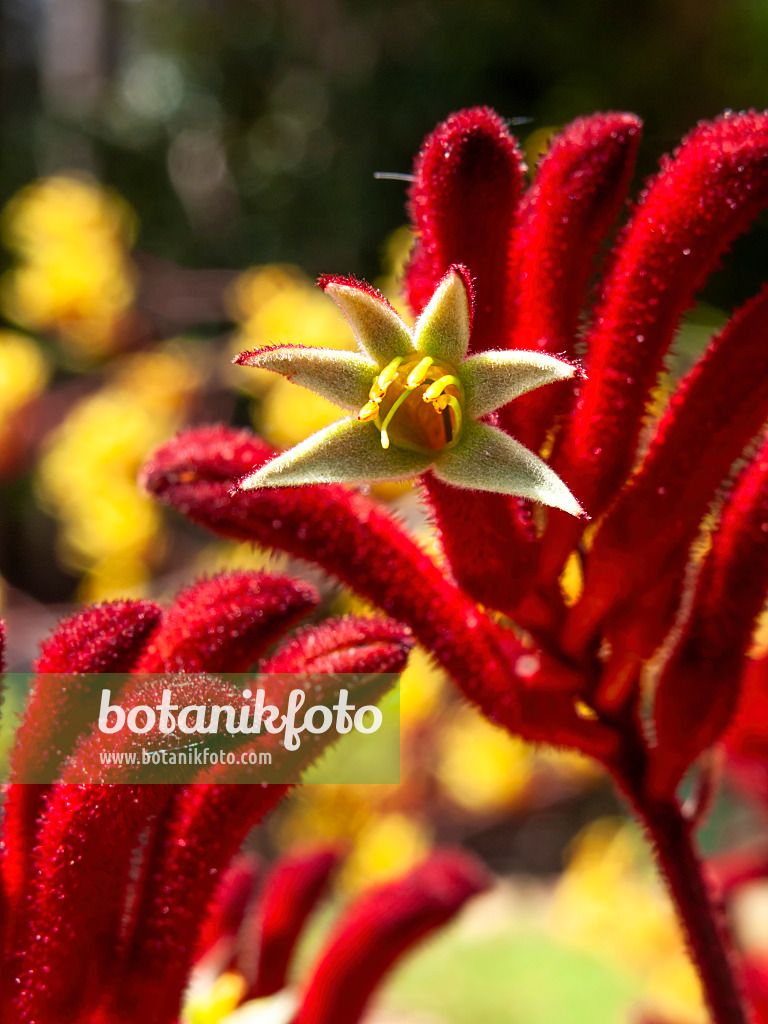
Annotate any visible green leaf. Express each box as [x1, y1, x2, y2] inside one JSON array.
[[433, 421, 585, 516], [235, 345, 378, 412], [460, 350, 578, 419], [322, 282, 414, 365], [239, 417, 434, 489], [413, 268, 470, 366]]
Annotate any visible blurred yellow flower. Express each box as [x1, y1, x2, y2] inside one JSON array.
[[436, 704, 535, 814], [340, 812, 431, 893], [1, 175, 137, 357], [36, 344, 200, 599], [0, 330, 49, 423], [552, 819, 705, 1023]]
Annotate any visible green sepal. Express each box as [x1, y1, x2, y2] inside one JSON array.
[[413, 268, 470, 366], [460, 350, 579, 419], [322, 283, 414, 365], [235, 345, 378, 412], [432, 420, 585, 517], [239, 417, 434, 490]]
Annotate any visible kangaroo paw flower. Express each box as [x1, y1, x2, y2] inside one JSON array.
[[236, 266, 583, 516]]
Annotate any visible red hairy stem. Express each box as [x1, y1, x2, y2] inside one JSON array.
[[134, 572, 318, 672], [140, 426, 617, 758], [1, 601, 162, 935], [243, 846, 340, 998], [502, 112, 642, 453], [194, 854, 261, 969], [563, 285, 768, 663], [544, 110, 768, 583], [404, 107, 540, 613], [405, 105, 524, 352], [633, 791, 749, 1024], [294, 850, 490, 1024], [108, 623, 412, 1024], [651, 436, 768, 797]]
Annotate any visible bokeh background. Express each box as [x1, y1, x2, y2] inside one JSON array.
[[2, 2, 768, 1022]]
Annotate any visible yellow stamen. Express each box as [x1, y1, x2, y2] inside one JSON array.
[[423, 374, 459, 403], [377, 356, 404, 390], [358, 400, 380, 422], [380, 429, 390, 449], [406, 356, 433, 389]]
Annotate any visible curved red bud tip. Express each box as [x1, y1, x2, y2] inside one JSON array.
[[195, 853, 262, 966], [244, 846, 340, 998], [261, 615, 413, 674], [406, 106, 525, 354], [295, 850, 490, 1024], [33, 599, 161, 674], [134, 571, 318, 673], [502, 112, 642, 452]]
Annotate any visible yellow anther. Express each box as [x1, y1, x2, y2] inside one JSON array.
[[433, 395, 449, 413], [423, 375, 456, 403], [358, 399, 380, 422], [380, 429, 390, 449], [377, 356, 403, 391], [406, 357, 433, 389]]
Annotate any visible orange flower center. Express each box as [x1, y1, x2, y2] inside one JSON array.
[[358, 355, 464, 454]]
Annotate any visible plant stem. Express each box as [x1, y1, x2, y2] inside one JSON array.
[[636, 794, 750, 1024]]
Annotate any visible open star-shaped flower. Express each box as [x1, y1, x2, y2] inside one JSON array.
[[234, 265, 585, 517]]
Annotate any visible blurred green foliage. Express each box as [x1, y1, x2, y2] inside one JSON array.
[[3, 0, 768, 294]]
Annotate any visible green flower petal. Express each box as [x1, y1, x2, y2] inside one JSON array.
[[322, 282, 414, 365], [460, 350, 579, 419], [433, 421, 585, 516], [413, 268, 470, 366], [239, 417, 434, 490], [235, 345, 378, 412]]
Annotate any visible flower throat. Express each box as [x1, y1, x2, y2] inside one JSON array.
[[357, 354, 464, 453]]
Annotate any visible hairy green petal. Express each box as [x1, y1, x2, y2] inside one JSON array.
[[322, 283, 414, 365], [413, 269, 470, 366], [239, 417, 434, 490], [235, 345, 378, 411], [460, 350, 579, 419], [433, 421, 585, 516]]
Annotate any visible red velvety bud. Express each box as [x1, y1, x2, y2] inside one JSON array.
[[563, 285, 768, 663], [651, 439, 768, 797], [295, 850, 490, 1024], [243, 846, 339, 998], [9, 676, 249, 1024], [405, 106, 525, 354], [1, 600, 161, 931], [135, 571, 318, 672], [108, 626, 411, 1024], [194, 853, 261, 968], [502, 113, 642, 453], [546, 111, 768, 581], [261, 615, 413, 674]]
